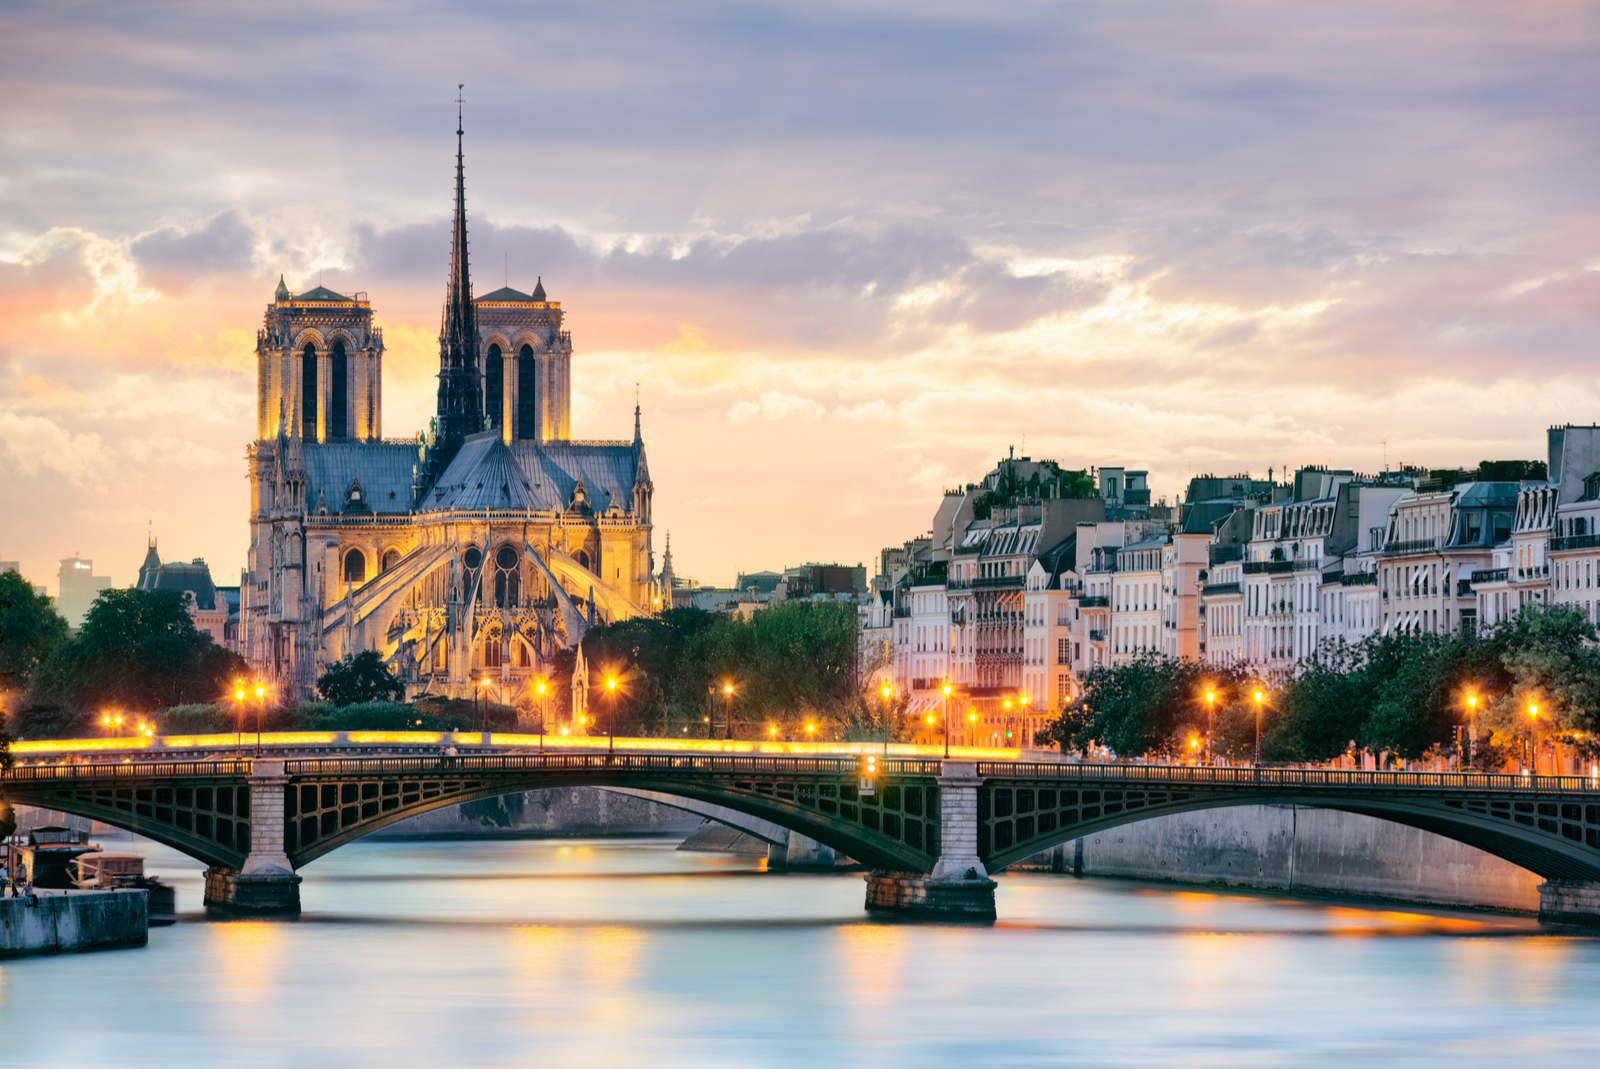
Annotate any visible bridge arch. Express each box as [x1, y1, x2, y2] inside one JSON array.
[[974, 770, 1600, 882], [0, 756, 944, 878]]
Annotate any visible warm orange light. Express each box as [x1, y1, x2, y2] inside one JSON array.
[[536, 681, 547, 695], [101, 715, 110, 724], [723, 682, 733, 695], [1466, 694, 1477, 708], [234, 690, 245, 701], [769, 726, 777, 736], [806, 724, 815, 734], [1020, 696, 1029, 706], [255, 686, 265, 699], [1528, 703, 1539, 718], [607, 678, 617, 691], [1253, 690, 1263, 703], [942, 681, 952, 697], [1205, 690, 1216, 704], [881, 685, 892, 699]]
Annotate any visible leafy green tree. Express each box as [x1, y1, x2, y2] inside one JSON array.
[[317, 650, 407, 706], [24, 588, 248, 735], [0, 568, 68, 691]]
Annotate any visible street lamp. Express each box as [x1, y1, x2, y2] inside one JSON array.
[[880, 683, 894, 754], [607, 676, 618, 755], [1465, 693, 1478, 769], [535, 678, 548, 753], [942, 680, 953, 758], [233, 681, 246, 758], [1205, 689, 1217, 765], [1528, 702, 1540, 775], [1253, 688, 1264, 767], [1019, 695, 1029, 746], [254, 683, 266, 757], [723, 681, 735, 741]]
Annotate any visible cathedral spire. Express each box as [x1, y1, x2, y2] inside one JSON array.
[[433, 84, 484, 468]]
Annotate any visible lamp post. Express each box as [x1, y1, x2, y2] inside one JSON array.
[[536, 679, 548, 753], [723, 682, 735, 741], [1252, 688, 1264, 767], [1003, 699, 1012, 750], [1528, 702, 1540, 775], [942, 680, 952, 758], [1205, 689, 1216, 766], [1465, 693, 1478, 769], [880, 683, 893, 755], [1019, 695, 1029, 747], [232, 683, 245, 759], [607, 675, 618, 755], [254, 683, 266, 757]]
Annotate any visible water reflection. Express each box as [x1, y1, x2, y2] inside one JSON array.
[[0, 837, 1597, 1067]]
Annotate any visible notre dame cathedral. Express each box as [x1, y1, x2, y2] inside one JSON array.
[[238, 112, 659, 707]]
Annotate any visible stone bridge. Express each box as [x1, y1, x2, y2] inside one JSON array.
[[5, 755, 1600, 924]]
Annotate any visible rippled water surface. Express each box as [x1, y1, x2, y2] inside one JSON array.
[[3, 836, 1600, 1067]]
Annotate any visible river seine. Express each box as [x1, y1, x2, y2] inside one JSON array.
[[2, 836, 1598, 1067]]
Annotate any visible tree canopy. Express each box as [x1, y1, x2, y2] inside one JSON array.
[[317, 650, 407, 706], [0, 567, 68, 692], [1038, 605, 1600, 767], [21, 588, 248, 737]]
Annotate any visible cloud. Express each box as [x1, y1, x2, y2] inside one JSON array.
[[129, 210, 258, 295], [728, 391, 827, 424]]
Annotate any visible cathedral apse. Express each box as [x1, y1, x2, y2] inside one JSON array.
[[238, 110, 658, 710]]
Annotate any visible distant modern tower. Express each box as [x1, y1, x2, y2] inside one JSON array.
[[57, 554, 110, 629]]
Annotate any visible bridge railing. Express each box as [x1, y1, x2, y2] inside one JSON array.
[[0, 760, 253, 782], [975, 761, 1600, 793], [282, 753, 945, 777]]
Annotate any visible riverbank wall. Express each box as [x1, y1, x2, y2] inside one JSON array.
[[1013, 804, 1543, 912], [364, 787, 704, 839], [0, 890, 148, 958]]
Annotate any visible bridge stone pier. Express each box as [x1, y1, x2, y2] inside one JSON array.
[[205, 760, 302, 914], [865, 762, 998, 921], [1538, 881, 1600, 927]]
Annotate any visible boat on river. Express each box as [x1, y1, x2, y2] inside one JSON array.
[[71, 852, 178, 925]]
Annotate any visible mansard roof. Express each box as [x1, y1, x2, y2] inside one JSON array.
[[137, 559, 219, 611]]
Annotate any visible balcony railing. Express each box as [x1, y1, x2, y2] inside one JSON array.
[[1201, 582, 1241, 596], [1242, 560, 1295, 575], [1471, 568, 1509, 584], [1088, 630, 1105, 642], [972, 575, 1025, 590], [1339, 571, 1378, 586], [1208, 544, 1243, 566], [1077, 596, 1109, 607], [1382, 539, 1441, 556], [1551, 534, 1600, 552]]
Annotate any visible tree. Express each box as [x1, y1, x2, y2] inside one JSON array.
[[317, 650, 407, 706], [0, 568, 68, 691], [24, 588, 248, 735]]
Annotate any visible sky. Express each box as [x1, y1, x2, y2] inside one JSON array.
[[2, 0, 1599, 594]]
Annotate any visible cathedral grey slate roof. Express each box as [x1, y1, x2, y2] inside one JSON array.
[[427, 433, 540, 511], [300, 442, 418, 514], [476, 286, 534, 302], [295, 285, 354, 302]]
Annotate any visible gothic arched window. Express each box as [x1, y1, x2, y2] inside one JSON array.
[[575, 549, 590, 571], [485, 344, 503, 430], [330, 340, 348, 438], [343, 548, 366, 583], [517, 344, 537, 440], [381, 548, 400, 572], [302, 344, 318, 437]]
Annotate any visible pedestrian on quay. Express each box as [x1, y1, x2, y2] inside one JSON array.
[[0, 860, 9, 898]]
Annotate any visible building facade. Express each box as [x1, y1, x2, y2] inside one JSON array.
[[239, 124, 657, 705]]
